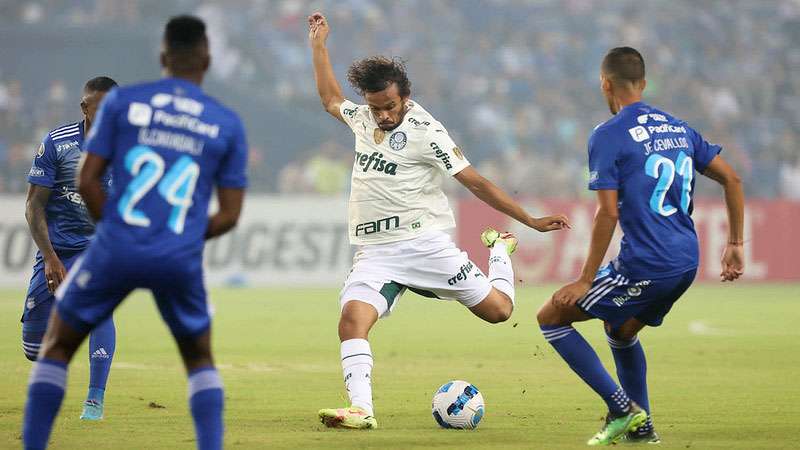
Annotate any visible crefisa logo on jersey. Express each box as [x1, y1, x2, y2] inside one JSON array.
[[389, 131, 407, 151]]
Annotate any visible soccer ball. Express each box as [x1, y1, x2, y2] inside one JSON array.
[[431, 380, 485, 429]]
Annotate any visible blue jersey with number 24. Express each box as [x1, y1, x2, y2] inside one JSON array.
[[587, 101, 721, 279], [84, 77, 247, 260]]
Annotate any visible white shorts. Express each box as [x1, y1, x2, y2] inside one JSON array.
[[340, 230, 492, 318]]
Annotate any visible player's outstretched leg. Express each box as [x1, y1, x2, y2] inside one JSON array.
[[468, 228, 517, 323], [23, 310, 88, 450], [319, 300, 378, 429], [607, 320, 660, 444], [81, 316, 116, 420], [175, 331, 224, 450], [537, 302, 646, 445]]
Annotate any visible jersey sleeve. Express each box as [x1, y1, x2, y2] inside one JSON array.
[[84, 87, 122, 160], [420, 127, 470, 176], [215, 116, 248, 188], [689, 128, 722, 173], [27, 137, 57, 188], [338, 99, 362, 132], [587, 128, 620, 190]]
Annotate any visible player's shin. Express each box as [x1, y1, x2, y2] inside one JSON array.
[[341, 338, 374, 415], [488, 242, 515, 306], [23, 358, 68, 450], [540, 325, 632, 414], [608, 334, 653, 434], [87, 317, 116, 403], [188, 367, 224, 450]]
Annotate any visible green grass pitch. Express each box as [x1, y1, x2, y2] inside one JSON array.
[[1, 284, 798, 449]]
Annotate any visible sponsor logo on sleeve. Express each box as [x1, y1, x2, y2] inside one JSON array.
[[389, 131, 407, 151], [628, 125, 650, 142], [430, 142, 453, 170], [55, 141, 79, 153], [128, 102, 153, 127], [29, 166, 44, 177], [343, 107, 357, 118]]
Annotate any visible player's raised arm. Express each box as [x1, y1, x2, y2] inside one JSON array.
[[454, 166, 570, 232], [701, 155, 745, 282], [308, 12, 346, 122]]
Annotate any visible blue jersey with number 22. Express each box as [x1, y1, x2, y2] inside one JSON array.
[[84, 77, 247, 260], [587, 102, 721, 279]]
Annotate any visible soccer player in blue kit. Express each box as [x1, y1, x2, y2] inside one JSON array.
[[22, 16, 247, 450], [537, 47, 745, 446], [24, 76, 118, 421]]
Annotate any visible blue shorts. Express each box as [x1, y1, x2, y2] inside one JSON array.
[[56, 243, 210, 338], [577, 262, 696, 330], [22, 250, 84, 333]]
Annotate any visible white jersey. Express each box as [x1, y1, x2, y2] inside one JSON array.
[[339, 99, 470, 245]]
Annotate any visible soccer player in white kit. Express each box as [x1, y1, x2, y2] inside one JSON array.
[[308, 12, 570, 429]]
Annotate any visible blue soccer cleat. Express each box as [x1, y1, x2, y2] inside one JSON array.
[[80, 399, 104, 421]]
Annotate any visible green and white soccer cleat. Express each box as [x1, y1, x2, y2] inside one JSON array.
[[621, 429, 661, 444], [318, 406, 377, 429], [480, 227, 518, 255], [587, 403, 648, 446], [80, 399, 104, 421]]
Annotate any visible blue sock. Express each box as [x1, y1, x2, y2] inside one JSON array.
[[23, 358, 68, 450], [88, 317, 116, 402], [188, 367, 224, 450], [541, 325, 631, 414], [609, 334, 652, 432]]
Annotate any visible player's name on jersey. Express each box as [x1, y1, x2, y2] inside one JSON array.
[[644, 137, 689, 155], [137, 128, 205, 156]]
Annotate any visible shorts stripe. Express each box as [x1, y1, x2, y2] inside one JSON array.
[[578, 275, 618, 308], [582, 275, 627, 311]]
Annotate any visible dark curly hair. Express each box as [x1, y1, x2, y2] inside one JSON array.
[[346, 56, 411, 97]]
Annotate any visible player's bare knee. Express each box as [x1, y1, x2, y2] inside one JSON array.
[[536, 301, 557, 326], [338, 300, 377, 340]]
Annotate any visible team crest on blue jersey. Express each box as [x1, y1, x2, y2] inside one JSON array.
[[389, 131, 407, 151]]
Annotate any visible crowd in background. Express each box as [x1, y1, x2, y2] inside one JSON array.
[[1, 0, 798, 198]]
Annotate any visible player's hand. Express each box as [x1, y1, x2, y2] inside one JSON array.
[[44, 255, 67, 293], [720, 243, 744, 282], [530, 215, 571, 232], [308, 12, 330, 47], [551, 279, 592, 307]]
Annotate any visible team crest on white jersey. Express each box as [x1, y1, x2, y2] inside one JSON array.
[[389, 131, 407, 151]]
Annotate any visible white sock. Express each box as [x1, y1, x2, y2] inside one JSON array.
[[488, 242, 515, 306], [340, 338, 374, 416]]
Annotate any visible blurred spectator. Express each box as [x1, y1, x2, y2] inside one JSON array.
[[0, 0, 796, 197]]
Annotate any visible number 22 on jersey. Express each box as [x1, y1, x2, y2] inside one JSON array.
[[645, 150, 693, 217], [117, 145, 199, 234]]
